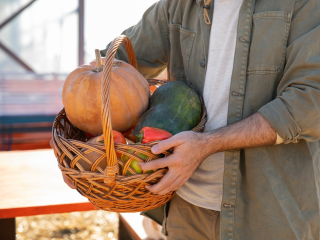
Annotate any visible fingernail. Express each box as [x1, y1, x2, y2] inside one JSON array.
[[151, 145, 158, 154]]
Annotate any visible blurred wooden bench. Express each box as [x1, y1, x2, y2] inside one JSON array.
[[0, 115, 55, 151], [0, 149, 147, 240], [0, 75, 65, 151], [0, 71, 168, 152], [0, 75, 65, 116]]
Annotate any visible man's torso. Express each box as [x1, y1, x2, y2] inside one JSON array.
[[115, 0, 320, 239]]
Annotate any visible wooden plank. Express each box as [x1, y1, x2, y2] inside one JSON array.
[[0, 78, 64, 116], [119, 213, 147, 240], [0, 86, 63, 92], [0, 122, 53, 129], [119, 216, 135, 240], [0, 203, 95, 219], [1, 142, 51, 151], [0, 131, 52, 151], [2, 132, 52, 142], [0, 133, 52, 151], [0, 150, 96, 218], [0, 116, 56, 124], [1, 109, 62, 116], [0, 218, 15, 240]]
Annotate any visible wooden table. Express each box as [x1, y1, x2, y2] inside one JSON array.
[[0, 149, 147, 240], [0, 149, 96, 239]]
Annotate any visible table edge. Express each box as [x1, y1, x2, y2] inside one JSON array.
[[0, 202, 96, 219]]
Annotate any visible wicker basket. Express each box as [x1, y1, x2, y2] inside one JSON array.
[[52, 35, 207, 212]]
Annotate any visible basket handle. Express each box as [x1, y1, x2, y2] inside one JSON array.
[[101, 35, 138, 185]]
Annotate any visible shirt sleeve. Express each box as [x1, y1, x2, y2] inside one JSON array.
[[100, 1, 169, 79], [258, 2, 320, 144]]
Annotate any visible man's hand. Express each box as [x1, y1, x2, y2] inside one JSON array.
[[138, 113, 277, 195], [62, 173, 76, 189], [138, 131, 213, 195]]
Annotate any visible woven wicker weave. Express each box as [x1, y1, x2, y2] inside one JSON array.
[[52, 35, 207, 212]]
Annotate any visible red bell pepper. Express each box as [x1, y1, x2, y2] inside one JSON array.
[[135, 127, 172, 144]]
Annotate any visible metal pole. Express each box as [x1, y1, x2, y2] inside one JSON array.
[[0, 0, 37, 30], [78, 0, 85, 66], [0, 0, 37, 72], [0, 41, 35, 72]]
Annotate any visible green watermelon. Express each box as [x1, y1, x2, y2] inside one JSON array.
[[135, 81, 202, 135]]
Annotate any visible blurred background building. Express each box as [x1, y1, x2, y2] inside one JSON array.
[[0, 0, 158, 151]]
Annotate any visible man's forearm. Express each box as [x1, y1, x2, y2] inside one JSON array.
[[142, 112, 277, 194], [203, 113, 277, 155]]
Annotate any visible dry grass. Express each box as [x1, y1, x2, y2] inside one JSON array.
[[15, 211, 119, 240]]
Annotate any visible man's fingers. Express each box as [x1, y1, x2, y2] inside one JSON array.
[[50, 139, 59, 158], [146, 170, 179, 194], [151, 135, 182, 154], [139, 155, 175, 171], [49, 139, 54, 148], [157, 176, 188, 195], [62, 173, 75, 189]]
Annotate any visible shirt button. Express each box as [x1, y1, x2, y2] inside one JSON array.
[[223, 203, 233, 208], [200, 59, 206, 68], [239, 37, 248, 43]]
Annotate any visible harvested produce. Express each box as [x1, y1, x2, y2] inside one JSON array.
[[136, 81, 202, 135], [96, 130, 126, 159], [136, 127, 172, 144], [96, 130, 126, 145], [121, 124, 137, 142], [76, 136, 107, 172], [62, 50, 150, 135], [77, 130, 126, 172], [149, 85, 158, 93], [122, 127, 172, 175], [85, 132, 97, 139], [121, 152, 146, 175]]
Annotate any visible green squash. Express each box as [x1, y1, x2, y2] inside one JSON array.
[[135, 81, 202, 135]]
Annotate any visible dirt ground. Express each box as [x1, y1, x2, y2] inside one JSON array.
[[15, 210, 118, 240]]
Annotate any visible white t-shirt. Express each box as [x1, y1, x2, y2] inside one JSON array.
[[177, 0, 243, 211]]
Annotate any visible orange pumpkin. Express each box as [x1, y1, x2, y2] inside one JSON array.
[[62, 50, 150, 135]]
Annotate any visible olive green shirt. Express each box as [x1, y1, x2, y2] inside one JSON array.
[[102, 0, 320, 239]]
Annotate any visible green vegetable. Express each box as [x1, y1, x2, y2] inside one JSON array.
[[121, 150, 156, 175], [135, 81, 202, 135]]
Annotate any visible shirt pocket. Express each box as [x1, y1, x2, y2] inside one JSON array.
[[247, 11, 292, 75], [168, 24, 196, 80]]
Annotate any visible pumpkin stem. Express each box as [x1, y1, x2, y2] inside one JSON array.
[[93, 49, 103, 72]]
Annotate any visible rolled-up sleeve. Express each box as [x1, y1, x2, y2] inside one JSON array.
[[259, 4, 320, 144]]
